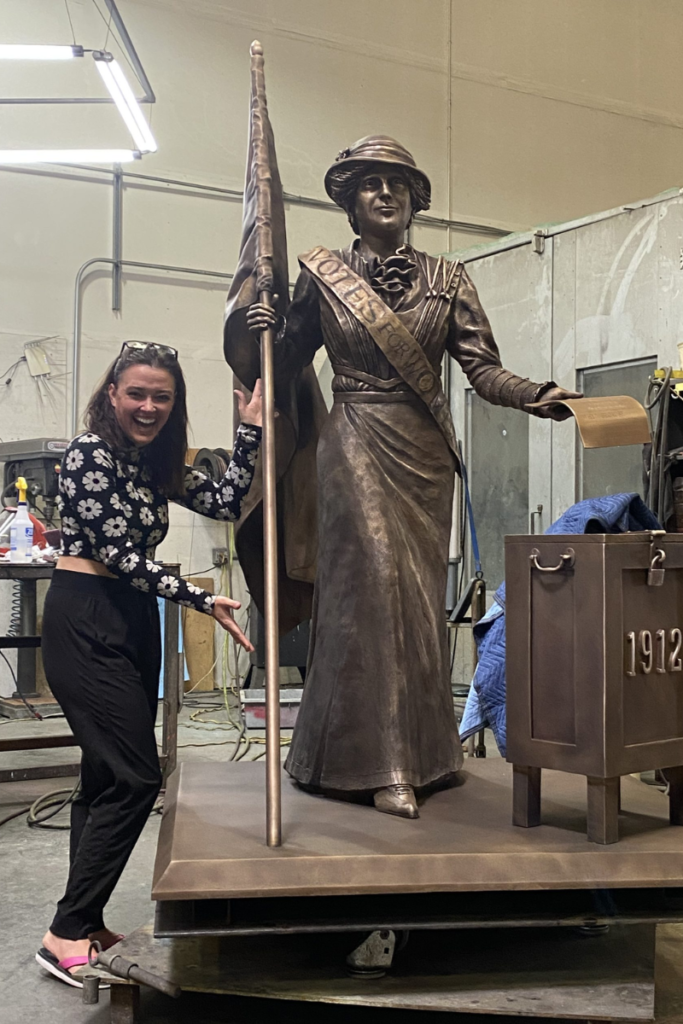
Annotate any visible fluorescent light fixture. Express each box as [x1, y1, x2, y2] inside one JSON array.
[[0, 45, 81, 60], [94, 54, 157, 153], [0, 149, 140, 164]]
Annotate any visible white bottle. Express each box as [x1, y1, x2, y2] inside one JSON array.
[[9, 477, 33, 563]]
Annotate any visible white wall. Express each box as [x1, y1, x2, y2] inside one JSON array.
[[2, 0, 683, 692]]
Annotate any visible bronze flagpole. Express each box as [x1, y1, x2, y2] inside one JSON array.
[[249, 40, 281, 847]]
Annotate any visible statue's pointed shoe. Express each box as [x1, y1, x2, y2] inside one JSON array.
[[373, 784, 419, 819]]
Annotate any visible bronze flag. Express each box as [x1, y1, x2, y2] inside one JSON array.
[[223, 44, 326, 634]]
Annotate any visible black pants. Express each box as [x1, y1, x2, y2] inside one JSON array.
[[41, 570, 162, 940]]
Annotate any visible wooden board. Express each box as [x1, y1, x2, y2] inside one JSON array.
[[182, 577, 215, 692]]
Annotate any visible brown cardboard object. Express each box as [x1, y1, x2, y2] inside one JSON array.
[[527, 395, 651, 448], [182, 577, 216, 692]]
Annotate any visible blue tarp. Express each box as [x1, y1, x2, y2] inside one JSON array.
[[459, 494, 660, 755]]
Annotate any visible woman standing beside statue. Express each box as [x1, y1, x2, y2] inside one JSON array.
[[244, 136, 578, 819]]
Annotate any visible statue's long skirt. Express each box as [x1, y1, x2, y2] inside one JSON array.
[[284, 396, 464, 791]]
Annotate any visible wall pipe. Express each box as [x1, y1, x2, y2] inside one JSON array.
[[0, 163, 509, 238], [71, 258, 233, 435], [112, 166, 123, 312]]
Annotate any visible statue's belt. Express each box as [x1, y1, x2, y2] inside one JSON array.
[[299, 246, 458, 456]]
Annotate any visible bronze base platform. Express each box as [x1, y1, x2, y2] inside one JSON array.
[[78, 921, 683, 1024], [153, 759, 683, 902]]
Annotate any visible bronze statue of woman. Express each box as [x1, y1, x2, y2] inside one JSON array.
[[245, 136, 578, 819]]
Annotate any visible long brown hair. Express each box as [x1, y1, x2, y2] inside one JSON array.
[[84, 343, 189, 497]]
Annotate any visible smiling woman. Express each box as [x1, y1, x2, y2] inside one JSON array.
[[34, 342, 264, 989], [108, 365, 176, 447]]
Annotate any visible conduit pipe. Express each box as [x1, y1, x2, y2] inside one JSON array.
[[0, 162, 509, 239], [71, 258, 233, 435]]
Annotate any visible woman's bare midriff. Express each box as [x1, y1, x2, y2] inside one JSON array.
[[56, 556, 118, 579]]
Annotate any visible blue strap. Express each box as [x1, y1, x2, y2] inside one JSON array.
[[459, 451, 483, 578]]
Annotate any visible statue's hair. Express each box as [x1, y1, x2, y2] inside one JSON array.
[[329, 164, 430, 234]]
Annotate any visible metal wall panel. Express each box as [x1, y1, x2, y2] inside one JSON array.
[[450, 190, 683, 577], [455, 243, 552, 588], [467, 391, 529, 591]]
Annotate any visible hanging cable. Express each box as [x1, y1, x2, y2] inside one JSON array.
[[0, 649, 41, 720], [7, 582, 21, 638], [90, 0, 140, 83], [63, 0, 77, 46], [646, 368, 672, 520]]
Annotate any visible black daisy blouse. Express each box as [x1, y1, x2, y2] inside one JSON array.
[[56, 425, 261, 614]]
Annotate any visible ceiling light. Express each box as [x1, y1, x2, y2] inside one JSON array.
[[0, 45, 82, 60], [0, 149, 140, 164], [94, 54, 157, 153]]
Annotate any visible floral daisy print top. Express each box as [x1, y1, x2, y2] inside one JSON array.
[[56, 425, 261, 614]]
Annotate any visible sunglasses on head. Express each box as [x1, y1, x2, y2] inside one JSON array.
[[117, 341, 179, 360]]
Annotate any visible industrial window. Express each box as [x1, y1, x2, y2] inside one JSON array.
[[578, 358, 656, 501]]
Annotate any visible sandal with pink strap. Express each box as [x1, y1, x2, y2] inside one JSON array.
[[35, 947, 111, 989]]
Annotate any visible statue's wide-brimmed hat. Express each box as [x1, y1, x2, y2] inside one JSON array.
[[324, 135, 431, 211]]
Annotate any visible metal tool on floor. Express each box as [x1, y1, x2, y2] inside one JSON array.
[[82, 940, 181, 1005]]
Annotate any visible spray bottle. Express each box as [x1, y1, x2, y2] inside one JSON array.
[[9, 477, 33, 563]]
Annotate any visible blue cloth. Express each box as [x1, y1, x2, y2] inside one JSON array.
[[459, 494, 660, 755]]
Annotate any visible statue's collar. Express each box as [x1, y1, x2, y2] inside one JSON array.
[[351, 239, 417, 297]]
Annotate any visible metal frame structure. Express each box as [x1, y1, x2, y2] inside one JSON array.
[[0, 0, 155, 106], [452, 187, 683, 264]]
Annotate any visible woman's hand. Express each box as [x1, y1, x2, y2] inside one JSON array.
[[246, 296, 280, 335], [235, 378, 263, 427], [528, 386, 583, 421], [211, 595, 254, 652]]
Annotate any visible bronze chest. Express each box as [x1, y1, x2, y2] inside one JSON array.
[[505, 532, 683, 843]]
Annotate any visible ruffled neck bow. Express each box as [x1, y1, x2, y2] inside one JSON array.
[[361, 244, 417, 299]]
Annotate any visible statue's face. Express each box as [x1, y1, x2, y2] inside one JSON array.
[[354, 162, 412, 237]]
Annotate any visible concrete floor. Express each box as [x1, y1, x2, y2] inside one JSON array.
[[1, 699, 501, 1024]]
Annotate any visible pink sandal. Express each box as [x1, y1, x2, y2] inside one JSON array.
[[35, 947, 110, 989]]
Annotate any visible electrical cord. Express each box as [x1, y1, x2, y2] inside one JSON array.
[[27, 778, 81, 830], [0, 777, 80, 831], [0, 776, 167, 830], [165, 530, 269, 761], [450, 440, 470, 676], [0, 358, 23, 388], [0, 649, 41, 720], [645, 368, 673, 520]]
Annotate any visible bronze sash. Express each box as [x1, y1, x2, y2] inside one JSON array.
[[300, 246, 458, 455]]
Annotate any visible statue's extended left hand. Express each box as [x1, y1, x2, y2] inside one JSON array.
[[529, 386, 583, 421]]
